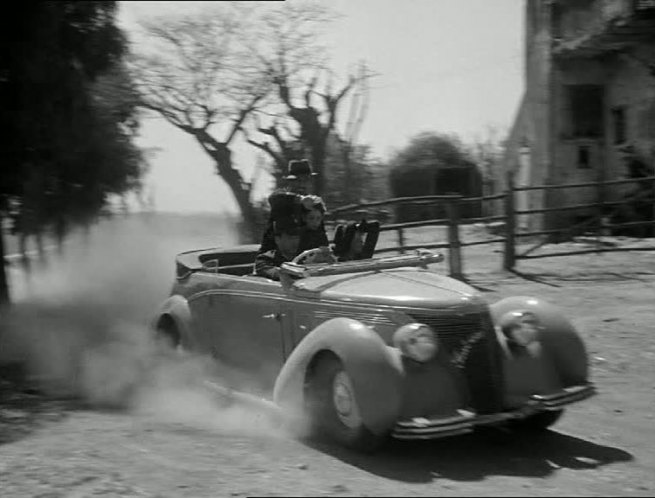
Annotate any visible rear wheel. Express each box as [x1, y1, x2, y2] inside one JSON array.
[[306, 353, 386, 452], [155, 315, 183, 354], [511, 409, 563, 431]]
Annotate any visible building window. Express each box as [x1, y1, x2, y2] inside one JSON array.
[[634, 0, 655, 13], [577, 145, 591, 169], [550, 3, 562, 39], [612, 106, 627, 145], [567, 85, 604, 138]]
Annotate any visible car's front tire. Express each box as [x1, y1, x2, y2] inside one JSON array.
[[306, 353, 386, 452]]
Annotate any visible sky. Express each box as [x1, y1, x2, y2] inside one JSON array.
[[118, 0, 524, 214]]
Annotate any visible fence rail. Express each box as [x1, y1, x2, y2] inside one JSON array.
[[514, 175, 655, 191], [326, 172, 654, 278]]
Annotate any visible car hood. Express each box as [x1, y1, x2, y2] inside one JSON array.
[[291, 267, 482, 309]]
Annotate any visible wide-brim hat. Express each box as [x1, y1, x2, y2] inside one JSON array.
[[284, 159, 317, 180]]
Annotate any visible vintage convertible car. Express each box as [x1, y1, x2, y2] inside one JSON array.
[[152, 244, 596, 450]]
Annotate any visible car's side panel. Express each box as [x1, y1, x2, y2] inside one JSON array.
[[490, 296, 590, 406], [189, 274, 288, 394], [274, 318, 407, 436], [286, 299, 401, 347]]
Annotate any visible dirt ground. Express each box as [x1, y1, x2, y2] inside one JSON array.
[[1, 215, 654, 497]]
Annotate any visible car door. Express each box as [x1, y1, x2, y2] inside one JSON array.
[[201, 275, 287, 395]]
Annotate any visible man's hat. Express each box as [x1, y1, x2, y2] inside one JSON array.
[[284, 159, 317, 180], [273, 216, 301, 236]]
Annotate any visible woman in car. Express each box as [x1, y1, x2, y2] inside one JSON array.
[[298, 195, 329, 253]]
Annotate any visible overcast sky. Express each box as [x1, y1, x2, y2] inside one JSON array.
[[118, 0, 524, 213]]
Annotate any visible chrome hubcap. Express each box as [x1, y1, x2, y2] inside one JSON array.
[[332, 371, 362, 429]]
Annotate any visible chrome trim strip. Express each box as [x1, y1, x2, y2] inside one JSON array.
[[392, 427, 473, 440], [530, 384, 596, 410], [313, 309, 395, 326], [390, 384, 596, 440], [393, 423, 473, 435], [187, 288, 395, 318], [395, 412, 475, 428], [184, 279, 484, 315]]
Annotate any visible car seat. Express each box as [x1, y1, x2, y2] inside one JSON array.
[[332, 219, 380, 261]]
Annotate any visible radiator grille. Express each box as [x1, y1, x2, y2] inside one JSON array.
[[409, 311, 503, 414]]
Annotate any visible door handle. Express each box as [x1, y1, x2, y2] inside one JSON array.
[[262, 312, 285, 321]]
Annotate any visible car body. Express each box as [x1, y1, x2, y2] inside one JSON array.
[[152, 244, 596, 450]]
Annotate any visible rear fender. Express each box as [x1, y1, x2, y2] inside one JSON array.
[[490, 296, 589, 401], [273, 318, 404, 435], [152, 295, 196, 350]]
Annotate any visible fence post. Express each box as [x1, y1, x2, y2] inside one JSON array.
[[446, 198, 463, 280], [397, 227, 405, 254], [652, 176, 655, 237], [504, 174, 516, 271]]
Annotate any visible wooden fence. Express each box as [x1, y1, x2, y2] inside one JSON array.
[[507, 174, 655, 266], [327, 174, 655, 278], [327, 193, 506, 279]]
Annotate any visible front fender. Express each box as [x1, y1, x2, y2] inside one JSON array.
[[152, 294, 196, 350], [273, 318, 404, 435], [490, 296, 589, 405]]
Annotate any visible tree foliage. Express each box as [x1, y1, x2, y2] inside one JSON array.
[[0, 1, 144, 304], [389, 132, 482, 221]]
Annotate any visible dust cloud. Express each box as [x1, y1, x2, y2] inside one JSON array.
[[0, 213, 292, 439]]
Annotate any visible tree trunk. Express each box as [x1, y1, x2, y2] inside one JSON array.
[[19, 232, 29, 265], [0, 211, 11, 306], [289, 107, 327, 197], [35, 230, 45, 260], [195, 132, 260, 243], [311, 143, 326, 196]]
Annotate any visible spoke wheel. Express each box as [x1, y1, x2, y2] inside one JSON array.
[[306, 353, 386, 452], [332, 371, 363, 429]]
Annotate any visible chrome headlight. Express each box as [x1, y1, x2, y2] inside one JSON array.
[[498, 310, 542, 347], [393, 323, 438, 362]]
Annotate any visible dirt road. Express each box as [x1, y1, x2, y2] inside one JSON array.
[[1, 216, 654, 497]]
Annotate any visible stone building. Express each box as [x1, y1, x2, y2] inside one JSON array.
[[504, 0, 655, 231]]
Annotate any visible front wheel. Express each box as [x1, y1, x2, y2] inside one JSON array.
[[306, 354, 386, 452], [511, 409, 563, 431]]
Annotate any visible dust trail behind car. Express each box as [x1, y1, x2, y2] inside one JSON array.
[[0, 212, 289, 439]]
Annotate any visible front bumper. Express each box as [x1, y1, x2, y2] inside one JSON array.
[[391, 383, 596, 440]]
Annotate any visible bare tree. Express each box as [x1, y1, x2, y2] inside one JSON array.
[[130, 8, 271, 241], [130, 2, 375, 243], [243, 3, 375, 195], [340, 61, 371, 205]]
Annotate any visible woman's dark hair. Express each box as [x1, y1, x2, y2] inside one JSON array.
[[268, 191, 302, 221], [300, 195, 326, 215]]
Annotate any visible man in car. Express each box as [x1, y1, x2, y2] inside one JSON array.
[[283, 158, 317, 195], [253, 216, 301, 281], [257, 159, 320, 255]]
